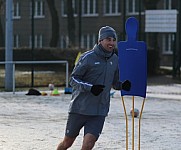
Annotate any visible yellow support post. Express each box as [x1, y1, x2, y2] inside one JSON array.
[[138, 98, 146, 150], [121, 96, 128, 150], [132, 96, 135, 150], [121, 96, 146, 150]]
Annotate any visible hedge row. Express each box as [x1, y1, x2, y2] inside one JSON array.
[[0, 47, 160, 75]]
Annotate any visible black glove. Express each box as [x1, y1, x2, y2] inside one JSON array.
[[91, 85, 105, 96], [122, 80, 131, 91]]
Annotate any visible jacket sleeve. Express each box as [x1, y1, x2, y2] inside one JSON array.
[[112, 66, 122, 90], [69, 55, 93, 92]]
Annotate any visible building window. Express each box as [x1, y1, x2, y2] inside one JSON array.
[[35, 1, 45, 17], [29, 34, 43, 48], [13, 2, 21, 19], [104, 0, 121, 16], [14, 34, 19, 48], [62, 0, 78, 17], [162, 33, 175, 54], [81, 34, 96, 49], [30, 0, 45, 18], [164, 0, 172, 9], [60, 35, 69, 48], [127, 0, 144, 15], [82, 0, 98, 16]]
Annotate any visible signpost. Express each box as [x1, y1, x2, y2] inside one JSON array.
[[145, 9, 180, 77], [5, 0, 13, 91]]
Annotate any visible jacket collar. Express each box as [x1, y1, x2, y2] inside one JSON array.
[[94, 44, 114, 60]]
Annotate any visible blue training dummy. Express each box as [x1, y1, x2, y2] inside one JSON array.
[[118, 17, 147, 98]]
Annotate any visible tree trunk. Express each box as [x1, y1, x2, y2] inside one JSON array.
[[46, 0, 59, 47]]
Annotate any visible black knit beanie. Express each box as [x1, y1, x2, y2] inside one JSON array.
[[98, 26, 117, 41]]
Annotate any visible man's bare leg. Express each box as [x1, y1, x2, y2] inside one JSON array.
[[57, 136, 76, 150], [81, 133, 97, 150]]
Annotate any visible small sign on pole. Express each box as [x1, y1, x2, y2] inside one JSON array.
[[145, 10, 177, 33]]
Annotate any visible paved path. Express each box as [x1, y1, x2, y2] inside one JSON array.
[[0, 84, 181, 150]]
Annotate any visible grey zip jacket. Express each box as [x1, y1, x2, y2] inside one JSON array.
[[69, 44, 122, 116]]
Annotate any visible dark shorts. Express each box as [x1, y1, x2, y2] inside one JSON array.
[[65, 113, 105, 140]]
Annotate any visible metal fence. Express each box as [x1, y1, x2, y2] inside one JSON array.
[[0, 60, 69, 93]]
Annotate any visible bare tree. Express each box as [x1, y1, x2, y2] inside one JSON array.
[[46, 0, 59, 47]]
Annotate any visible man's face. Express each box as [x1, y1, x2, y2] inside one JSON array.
[[99, 37, 117, 52]]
